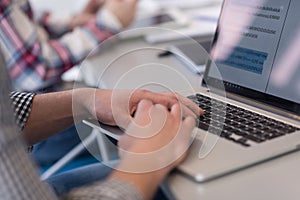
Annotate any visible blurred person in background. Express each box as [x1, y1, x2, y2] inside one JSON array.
[[0, 0, 139, 169], [0, 0, 137, 92]]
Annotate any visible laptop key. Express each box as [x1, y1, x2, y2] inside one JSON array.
[[192, 93, 299, 147], [236, 138, 251, 147], [243, 134, 265, 143], [263, 132, 285, 140], [234, 129, 247, 136], [198, 121, 209, 131]]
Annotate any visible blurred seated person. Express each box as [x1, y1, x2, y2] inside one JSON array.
[[0, 0, 139, 167], [0, 0, 138, 92]]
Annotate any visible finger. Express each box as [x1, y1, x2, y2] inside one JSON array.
[[181, 104, 197, 120], [151, 104, 169, 124], [119, 99, 152, 131], [131, 90, 173, 111], [152, 104, 169, 119], [179, 116, 197, 145], [132, 90, 203, 116], [183, 116, 197, 133], [133, 99, 154, 126], [170, 103, 197, 121], [157, 92, 202, 116], [170, 104, 196, 140], [171, 103, 181, 119], [142, 92, 178, 109], [175, 94, 204, 116], [172, 116, 196, 164], [126, 102, 168, 139]]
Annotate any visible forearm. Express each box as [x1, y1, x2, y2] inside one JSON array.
[[23, 89, 91, 145]]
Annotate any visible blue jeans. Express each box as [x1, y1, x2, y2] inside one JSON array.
[[32, 124, 91, 166], [45, 163, 169, 199], [46, 163, 113, 196]]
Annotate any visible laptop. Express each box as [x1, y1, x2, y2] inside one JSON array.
[[84, 0, 300, 182]]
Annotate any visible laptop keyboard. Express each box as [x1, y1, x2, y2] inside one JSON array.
[[188, 94, 300, 147]]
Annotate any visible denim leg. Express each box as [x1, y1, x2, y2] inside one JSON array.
[[45, 163, 114, 196], [46, 162, 170, 199], [31, 124, 91, 166]]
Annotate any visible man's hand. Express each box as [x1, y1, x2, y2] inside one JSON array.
[[118, 99, 197, 171], [110, 100, 196, 200], [70, 0, 104, 29], [105, 0, 139, 28], [81, 89, 203, 129]]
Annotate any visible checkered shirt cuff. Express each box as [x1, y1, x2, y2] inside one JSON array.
[[10, 92, 35, 130]]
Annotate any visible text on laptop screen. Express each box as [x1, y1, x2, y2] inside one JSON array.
[[205, 0, 300, 113]]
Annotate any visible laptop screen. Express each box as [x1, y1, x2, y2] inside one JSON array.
[[204, 0, 300, 115]]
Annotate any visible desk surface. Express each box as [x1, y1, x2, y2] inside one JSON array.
[[81, 35, 207, 92], [168, 150, 300, 200], [82, 37, 300, 200]]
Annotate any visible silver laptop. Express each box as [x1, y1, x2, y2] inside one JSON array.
[[85, 0, 300, 182]]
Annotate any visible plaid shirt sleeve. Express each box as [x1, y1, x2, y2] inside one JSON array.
[[0, 0, 120, 92]]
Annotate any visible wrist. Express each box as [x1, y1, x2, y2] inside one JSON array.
[[72, 88, 96, 119]]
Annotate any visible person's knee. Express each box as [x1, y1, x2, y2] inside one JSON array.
[[46, 162, 117, 196]]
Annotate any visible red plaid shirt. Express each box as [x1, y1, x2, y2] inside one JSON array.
[[0, 0, 119, 91]]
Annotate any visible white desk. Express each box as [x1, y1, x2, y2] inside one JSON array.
[[81, 37, 204, 91], [168, 151, 300, 200], [81, 37, 300, 200]]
